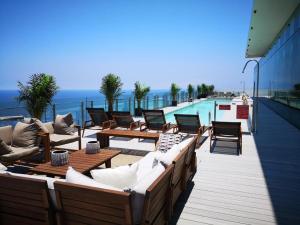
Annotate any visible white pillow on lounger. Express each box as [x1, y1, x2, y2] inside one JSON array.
[[90, 164, 138, 189], [66, 167, 122, 191]]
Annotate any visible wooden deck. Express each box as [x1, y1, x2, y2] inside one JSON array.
[[171, 102, 300, 225]]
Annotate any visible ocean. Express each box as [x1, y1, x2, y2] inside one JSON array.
[[0, 89, 170, 125]]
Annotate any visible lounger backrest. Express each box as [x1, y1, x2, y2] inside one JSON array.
[[141, 165, 174, 225], [54, 181, 133, 225], [174, 114, 201, 134], [86, 108, 108, 126], [0, 173, 54, 225], [143, 110, 166, 130], [112, 112, 134, 127], [212, 121, 241, 137]]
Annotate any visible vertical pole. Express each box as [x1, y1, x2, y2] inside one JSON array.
[[52, 104, 56, 121], [147, 96, 149, 109], [115, 99, 118, 111], [80, 101, 84, 127], [252, 81, 256, 133], [255, 63, 259, 133], [208, 111, 211, 125], [129, 97, 131, 114], [214, 101, 217, 121], [91, 100, 94, 108]]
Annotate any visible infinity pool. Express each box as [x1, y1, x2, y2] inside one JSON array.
[[165, 99, 232, 126]]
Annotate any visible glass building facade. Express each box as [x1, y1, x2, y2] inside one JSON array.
[[255, 6, 300, 110]]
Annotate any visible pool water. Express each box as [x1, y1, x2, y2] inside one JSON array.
[[165, 99, 232, 126]]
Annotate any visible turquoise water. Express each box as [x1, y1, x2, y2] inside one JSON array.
[[165, 99, 232, 126]]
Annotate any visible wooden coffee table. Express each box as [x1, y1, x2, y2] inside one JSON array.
[[31, 149, 120, 177], [97, 129, 160, 148]]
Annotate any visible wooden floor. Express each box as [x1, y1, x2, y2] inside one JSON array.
[[171, 102, 300, 225]]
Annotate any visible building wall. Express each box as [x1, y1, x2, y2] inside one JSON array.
[[255, 5, 300, 111]]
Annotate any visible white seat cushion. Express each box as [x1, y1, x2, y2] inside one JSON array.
[[131, 163, 165, 224], [90, 164, 138, 189], [66, 167, 122, 191]]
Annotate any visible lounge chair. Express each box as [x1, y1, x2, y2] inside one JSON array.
[[82, 108, 114, 137], [141, 110, 174, 132], [0, 173, 55, 225], [173, 114, 208, 135], [173, 114, 208, 147], [210, 121, 242, 155], [111, 111, 140, 130]]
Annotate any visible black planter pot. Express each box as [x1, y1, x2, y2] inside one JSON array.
[[197, 95, 201, 99], [135, 108, 143, 117], [172, 100, 177, 106]]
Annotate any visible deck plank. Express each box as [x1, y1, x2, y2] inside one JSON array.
[[171, 102, 300, 225]]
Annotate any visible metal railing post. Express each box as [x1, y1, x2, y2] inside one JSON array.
[[52, 104, 56, 121], [128, 97, 131, 114], [146, 96, 149, 109], [80, 101, 84, 127], [91, 101, 94, 108], [214, 101, 217, 121], [208, 111, 211, 125], [115, 99, 118, 111], [133, 97, 136, 112]]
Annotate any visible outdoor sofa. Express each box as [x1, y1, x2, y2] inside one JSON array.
[[0, 123, 48, 164], [0, 135, 198, 225]]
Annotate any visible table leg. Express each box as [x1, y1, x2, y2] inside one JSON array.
[[105, 159, 111, 168], [99, 134, 109, 148]]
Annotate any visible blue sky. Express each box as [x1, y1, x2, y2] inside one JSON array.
[[0, 0, 254, 91]]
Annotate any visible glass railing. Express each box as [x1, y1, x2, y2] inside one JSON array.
[[0, 93, 192, 127]]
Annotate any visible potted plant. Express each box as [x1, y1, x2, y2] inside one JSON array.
[[187, 84, 194, 101], [200, 83, 208, 98], [207, 85, 215, 96], [100, 74, 123, 114], [17, 73, 59, 120], [197, 85, 201, 99], [134, 81, 150, 116], [171, 83, 180, 106]]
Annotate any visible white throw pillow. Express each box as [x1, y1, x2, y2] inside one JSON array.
[[134, 152, 159, 182], [133, 162, 165, 195], [177, 137, 194, 151], [66, 167, 122, 191], [90, 164, 138, 189], [0, 163, 7, 171], [155, 144, 181, 166]]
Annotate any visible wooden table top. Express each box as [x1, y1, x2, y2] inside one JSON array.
[[31, 149, 121, 177], [98, 129, 160, 139]]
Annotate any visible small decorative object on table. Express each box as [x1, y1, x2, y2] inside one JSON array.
[[86, 141, 100, 154], [51, 150, 69, 166]]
